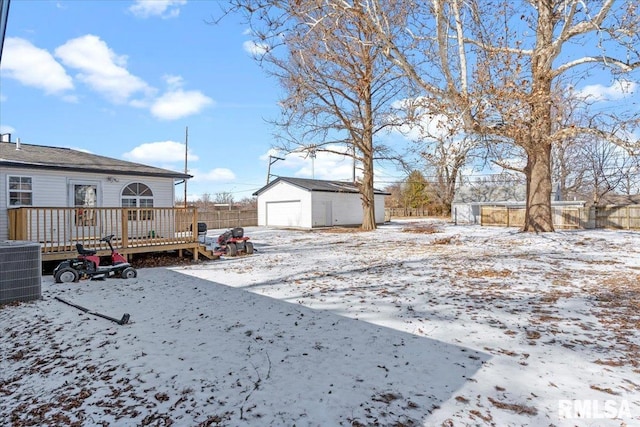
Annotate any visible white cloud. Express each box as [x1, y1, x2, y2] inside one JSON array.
[[163, 74, 185, 90], [257, 145, 398, 188], [122, 140, 198, 165], [191, 168, 237, 182], [577, 80, 637, 102], [55, 35, 152, 104], [129, 0, 186, 19], [243, 40, 269, 56], [151, 89, 214, 120], [261, 145, 356, 181], [403, 114, 459, 142], [259, 148, 282, 161], [2, 35, 212, 121], [0, 38, 74, 95], [390, 97, 464, 143], [0, 125, 16, 135]]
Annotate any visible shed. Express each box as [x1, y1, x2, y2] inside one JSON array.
[[451, 184, 527, 225], [252, 177, 390, 228], [451, 183, 585, 225]]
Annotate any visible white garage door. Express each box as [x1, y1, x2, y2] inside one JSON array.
[[266, 200, 302, 227]]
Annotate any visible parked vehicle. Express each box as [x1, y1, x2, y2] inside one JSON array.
[[214, 227, 253, 257], [54, 235, 137, 283]]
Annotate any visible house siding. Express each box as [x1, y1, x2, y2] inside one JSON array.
[[1, 167, 176, 240], [0, 173, 6, 242]]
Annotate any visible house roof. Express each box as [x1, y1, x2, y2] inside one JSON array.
[[0, 141, 191, 179], [252, 177, 391, 196]]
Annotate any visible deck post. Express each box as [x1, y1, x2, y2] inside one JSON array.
[[16, 209, 27, 240], [192, 208, 198, 241], [192, 207, 199, 261], [121, 209, 129, 249]]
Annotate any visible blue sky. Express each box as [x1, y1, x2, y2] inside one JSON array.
[[1, 0, 394, 201], [1, 1, 638, 201]]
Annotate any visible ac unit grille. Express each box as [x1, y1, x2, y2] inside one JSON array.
[[0, 241, 42, 305]]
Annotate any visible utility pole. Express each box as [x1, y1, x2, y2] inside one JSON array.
[[0, 0, 10, 64], [352, 145, 356, 183], [309, 145, 317, 179], [266, 155, 284, 184]]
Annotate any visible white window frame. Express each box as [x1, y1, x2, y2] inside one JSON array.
[[8, 176, 33, 206], [121, 182, 154, 220], [68, 180, 101, 227]]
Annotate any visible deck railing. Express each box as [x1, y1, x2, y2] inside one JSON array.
[[8, 206, 199, 256]]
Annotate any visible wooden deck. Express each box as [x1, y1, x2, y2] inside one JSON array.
[[8, 207, 217, 261]]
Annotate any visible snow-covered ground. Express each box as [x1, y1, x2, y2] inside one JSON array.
[[1, 219, 639, 426]]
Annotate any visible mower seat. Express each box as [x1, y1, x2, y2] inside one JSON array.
[[76, 243, 97, 256]]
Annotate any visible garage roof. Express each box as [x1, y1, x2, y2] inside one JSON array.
[[253, 177, 391, 196]]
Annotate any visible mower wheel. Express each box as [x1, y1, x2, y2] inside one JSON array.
[[120, 267, 137, 279], [227, 242, 237, 256], [245, 241, 254, 255], [54, 267, 80, 284]]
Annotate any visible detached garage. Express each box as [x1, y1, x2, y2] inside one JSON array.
[[253, 177, 389, 228]]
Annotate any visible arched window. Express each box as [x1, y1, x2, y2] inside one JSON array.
[[121, 183, 154, 220]]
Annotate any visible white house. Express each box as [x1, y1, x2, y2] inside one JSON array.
[[0, 139, 191, 242], [253, 177, 390, 228]]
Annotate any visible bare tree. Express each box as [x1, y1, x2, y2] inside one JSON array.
[[422, 134, 480, 215], [550, 86, 591, 201], [361, 0, 640, 231], [582, 138, 639, 204], [394, 104, 482, 214], [383, 181, 403, 208], [225, 1, 407, 230], [215, 191, 235, 205], [237, 196, 258, 210], [617, 158, 640, 196]]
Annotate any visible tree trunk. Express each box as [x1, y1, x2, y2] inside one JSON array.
[[359, 68, 376, 231], [360, 146, 376, 231], [522, 1, 555, 232], [523, 142, 555, 232]]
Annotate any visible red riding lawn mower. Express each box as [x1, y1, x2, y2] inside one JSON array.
[[53, 234, 137, 283], [213, 227, 254, 257]]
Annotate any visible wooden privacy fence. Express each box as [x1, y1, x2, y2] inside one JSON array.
[[595, 205, 640, 229], [9, 206, 200, 259], [480, 205, 640, 230], [385, 208, 431, 218], [196, 209, 258, 229]]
